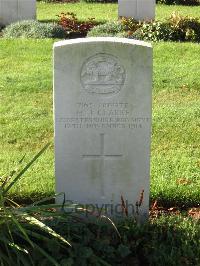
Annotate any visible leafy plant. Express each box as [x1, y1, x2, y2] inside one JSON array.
[[0, 144, 71, 265], [0, 144, 125, 265], [131, 21, 171, 41], [120, 17, 142, 32], [165, 12, 200, 41], [87, 21, 125, 37], [88, 13, 200, 42], [57, 12, 97, 37]]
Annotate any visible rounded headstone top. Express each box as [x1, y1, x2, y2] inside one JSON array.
[[53, 37, 152, 49]]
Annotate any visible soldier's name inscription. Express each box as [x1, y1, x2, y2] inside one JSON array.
[[56, 102, 150, 130], [76, 102, 130, 116]]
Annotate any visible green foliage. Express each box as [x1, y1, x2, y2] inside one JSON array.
[[156, 0, 200, 5], [88, 13, 200, 42], [132, 21, 170, 41], [166, 12, 200, 41], [0, 144, 72, 265], [120, 17, 141, 32], [58, 12, 97, 37], [87, 21, 125, 37], [132, 13, 200, 42], [121, 216, 200, 265], [42, 214, 200, 265], [3, 20, 66, 39]]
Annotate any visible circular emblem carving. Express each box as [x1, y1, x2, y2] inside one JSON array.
[[81, 53, 126, 95]]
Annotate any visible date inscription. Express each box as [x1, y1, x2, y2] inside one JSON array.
[[56, 102, 150, 130]]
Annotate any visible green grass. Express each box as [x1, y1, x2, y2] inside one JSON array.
[[37, 2, 200, 22], [152, 42, 200, 206], [0, 39, 55, 200], [0, 40, 199, 206], [37, 2, 117, 22], [156, 4, 200, 20]]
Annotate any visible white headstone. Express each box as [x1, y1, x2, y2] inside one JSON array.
[[118, 0, 155, 21], [0, 0, 36, 26], [54, 38, 152, 220]]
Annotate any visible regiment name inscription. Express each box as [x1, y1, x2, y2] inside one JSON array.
[[56, 102, 150, 130]]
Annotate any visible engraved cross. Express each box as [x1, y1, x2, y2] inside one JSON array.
[[82, 133, 123, 196]]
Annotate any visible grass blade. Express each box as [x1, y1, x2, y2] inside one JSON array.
[[3, 143, 50, 195], [100, 215, 121, 240], [22, 214, 72, 247], [0, 236, 28, 254], [15, 233, 60, 266]]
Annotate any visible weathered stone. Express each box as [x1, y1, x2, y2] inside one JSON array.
[[118, 0, 155, 21], [54, 38, 152, 220], [0, 0, 36, 25]]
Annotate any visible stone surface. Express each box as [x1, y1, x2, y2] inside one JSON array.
[[118, 0, 155, 21], [54, 38, 152, 219], [0, 0, 36, 25]]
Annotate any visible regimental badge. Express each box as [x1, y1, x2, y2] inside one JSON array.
[[81, 53, 126, 95]]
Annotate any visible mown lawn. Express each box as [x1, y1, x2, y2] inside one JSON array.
[[0, 39, 199, 206], [37, 2, 200, 22]]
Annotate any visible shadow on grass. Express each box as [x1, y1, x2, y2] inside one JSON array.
[[4, 194, 200, 265], [38, 19, 59, 23], [42, 213, 200, 266]]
